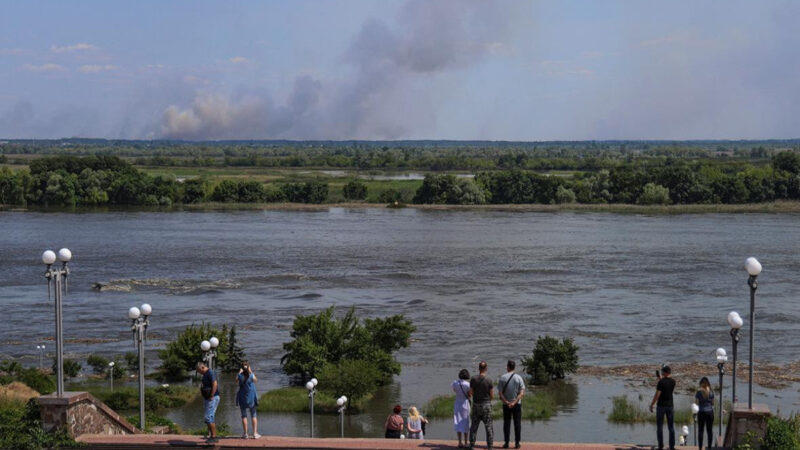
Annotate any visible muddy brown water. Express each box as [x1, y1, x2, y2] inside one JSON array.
[[2, 209, 799, 443]]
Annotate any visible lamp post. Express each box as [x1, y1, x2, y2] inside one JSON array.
[[744, 257, 761, 410], [681, 425, 689, 446], [305, 378, 318, 438], [337, 395, 348, 438], [129, 303, 152, 430], [691, 403, 699, 446], [716, 348, 727, 439], [200, 337, 218, 373], [108, 361, 115, 392], [42, 248, 71, 397], [727, 311, 743, 406], [36, 345, 46, 370]]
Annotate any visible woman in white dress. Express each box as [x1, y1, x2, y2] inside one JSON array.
[[451, 368, 471, 448]]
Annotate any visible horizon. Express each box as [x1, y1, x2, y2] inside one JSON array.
[[2, 1, 799, 141]]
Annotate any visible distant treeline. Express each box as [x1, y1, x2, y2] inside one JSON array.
[[2, 139, 798, 171], [2, 153, 800, 206], [416, 152, 800, 205]]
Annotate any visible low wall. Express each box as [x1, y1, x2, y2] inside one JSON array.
[[38, 391, 139, 437], [724, 403, 771, 448]]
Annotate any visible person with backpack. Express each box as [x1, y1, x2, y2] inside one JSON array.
[[498, 360, 526, 449]]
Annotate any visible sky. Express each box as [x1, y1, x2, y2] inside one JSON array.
[[1, 0, 799, 141]]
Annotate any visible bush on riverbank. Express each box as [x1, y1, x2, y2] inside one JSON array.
[[0, 397, 75, 450], [280, 307, 415, 385], [521, 336, 579, 385], [88, 385, 197, 412], [423, 392, 555, 421], [0, 361, 55, 395], [761, 415, 800, 450]]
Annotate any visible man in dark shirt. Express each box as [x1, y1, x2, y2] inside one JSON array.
[[469, 361, 494, 450], [649, 365, 676, 450], [196, 362, 220, 443]]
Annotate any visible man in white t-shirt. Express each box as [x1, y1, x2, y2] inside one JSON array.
[[497, 360, 525, 449]]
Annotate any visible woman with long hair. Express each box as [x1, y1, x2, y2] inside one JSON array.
[[694, 376, 714, 450], [451, 368, 471, 448], [407, 406, 428, 439], [236, 360, 260, 439]]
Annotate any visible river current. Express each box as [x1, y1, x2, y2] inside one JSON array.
[[1, 209, 798, 442]]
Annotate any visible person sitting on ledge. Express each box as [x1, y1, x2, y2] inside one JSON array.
[[385, 404, 405, 438]]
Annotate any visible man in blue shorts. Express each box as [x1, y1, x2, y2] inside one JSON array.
[[196, 362, 220, 443]]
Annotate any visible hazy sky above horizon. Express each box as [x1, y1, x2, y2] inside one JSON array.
[[1, 1, 799, 141]]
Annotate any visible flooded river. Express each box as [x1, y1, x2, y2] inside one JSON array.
[[1, 209, 799, 443]]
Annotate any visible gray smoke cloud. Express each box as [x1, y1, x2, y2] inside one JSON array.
[[159, 0, 522, 140]]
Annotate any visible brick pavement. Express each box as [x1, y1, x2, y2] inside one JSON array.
[[77, 434, 699, 450]]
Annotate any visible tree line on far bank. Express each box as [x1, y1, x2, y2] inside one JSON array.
[[2, 152, 800, 206]]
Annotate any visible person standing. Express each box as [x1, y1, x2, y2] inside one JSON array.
[[236, 360, 260, 439], [694, 377, 714, 450], [649, 365, 676, 450], [196, 362, 220, 443], [452, 369, 472, 448], [469, 361, 494, 450], [498, 360, 525, 449]]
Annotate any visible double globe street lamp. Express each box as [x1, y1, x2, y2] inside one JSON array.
[[128, 303, 152, 430], [691, 403, 699, 446], [305, 378, 318, 438], [727, 311, 744, 406], [337, 395, 348, 438], [42, 248, 72, 397], [200, 337, 219, 372], [744, 257, 761, 410], [36, 345, 46, 370], [715, 347, 728, 440]]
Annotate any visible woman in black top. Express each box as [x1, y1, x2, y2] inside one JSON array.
[[694, 377, 714, 450]]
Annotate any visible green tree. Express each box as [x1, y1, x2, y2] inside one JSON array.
[[316, 359, 381, 405], [220, 325, 246, 372], [636, 183, 670, 205], [52, 358, 82, 379], [87, 354, 110, 374], [343, 180, 368, 201], [773, 151, 800, 175], [157, 323, 231, 380], [280, 307, 414, 384], [555, 186, 577, 204], [210, 180, 240, 202], [521, 336, 579, 385]]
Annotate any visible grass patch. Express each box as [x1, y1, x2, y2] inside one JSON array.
[[126, 413, 183, 434], [87, 384, 197, 412], [257, 387, 370, 414], [424, 392, 555, 421], [607, 396, 727, 425]]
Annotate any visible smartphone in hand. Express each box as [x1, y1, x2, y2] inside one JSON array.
[[655, 369, 661, 378]]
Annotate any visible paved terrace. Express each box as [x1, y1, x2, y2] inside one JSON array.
[[77, 435, 700, 450]]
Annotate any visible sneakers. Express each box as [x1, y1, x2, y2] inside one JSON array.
[[253, 433, 262, 439], [515, 444, 521, 449], [241, 433, 249, 439]]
